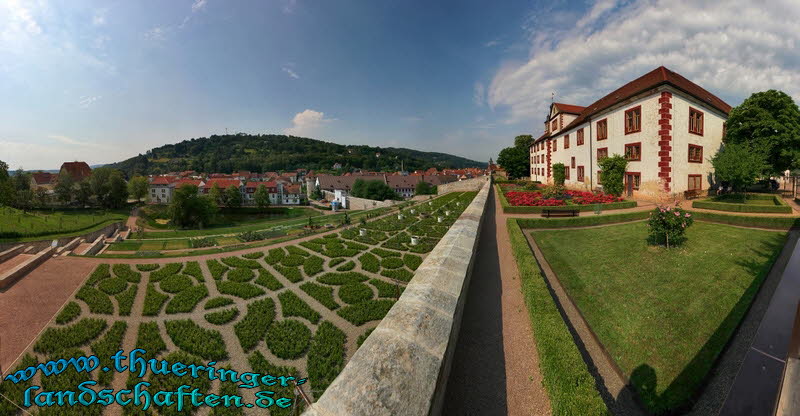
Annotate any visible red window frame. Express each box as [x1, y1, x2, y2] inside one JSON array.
[[624, 142, 642, 161], [564, 165, 570, 180], [577, 129, 585, 146], [688, 174, 702, 191], [564, 134, 569, 149], [577, 166, 584, 182], [597, 170, 602, 184], [625, 171, 641, 190], [688, 144, 703, 163], [551, 120, 558, 132], [596, 147, 608, 160], [624, 106, 642, 134], [689, 107, 704, 136], [596, 119, 608, 140], [552, 138, 557, 152], [571, 157, 575, 168]]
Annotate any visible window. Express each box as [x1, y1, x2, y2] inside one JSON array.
[[625, 172, 641, 190], [577, 166, 584, 182], [552, 139, 557, 152], [577, 129, 584, 145], [688, 174, 702, 191], [689, 108, 704, 135], [723, 122, 727, 138], [564, 134, 570, 149], [596, 119, 608, 140], [564, 165, 570, 180], [597, 171, 602, 184], [625, 143, 642, 161], [625, 106, 642, 134], [551, 120, 558, 132], [688, 144, 703, 163], [571, 157, 575, 168], [597, 147, 608, 160]]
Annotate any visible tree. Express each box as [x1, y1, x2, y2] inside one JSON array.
[[350, 179, 399, 200], [90, 167, 112, 206], [106, 171, 129, 208], [552, 163, 566, 186], [128, 176, 149, 202], [15, 189, 33, 212], [497, 146, 528, 179], [76, 181, 93, 207], [12, 168, 31, 191], [0, 160, 14, 206], [712, 143, 768, 193], [724, 90, 800, 173], [254, 184, 270, 210], [514, 134, 534, 150], [208, 184, 223, 206], [310, 185, 323, 200], [34, 187, 48, 208], [225, 185, 242, 209], [54, 174, 75, 205], [598, 155, 628, 197], [169, 184, 218, 228], [415, 180, 436, 196]]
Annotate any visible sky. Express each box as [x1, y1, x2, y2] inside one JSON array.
[[2, 0, 800, 170]]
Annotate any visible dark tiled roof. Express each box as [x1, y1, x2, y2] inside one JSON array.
[[553, 103, 586, 115], [31, 172, 55, 185], [60, 161, 92, 181]]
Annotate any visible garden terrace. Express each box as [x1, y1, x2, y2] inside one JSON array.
[[0, 206, 128, 243], [496, 184, 637, 214], [5, 190, 479, 415], [517, 218, 789, 414], [692, 193, 793, 214]]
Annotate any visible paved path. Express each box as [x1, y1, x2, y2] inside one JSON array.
[[444, 187, 551, 415]]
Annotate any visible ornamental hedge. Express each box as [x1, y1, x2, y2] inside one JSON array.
[[206, 259, 229, 280], [165, 285, 208, 314], [183, 261, 205, 282], [142, 283, 169, 316], [234, 298, 276, 351], [318, 272, 369, 285], [300, 282, 339, 310], [134, 321, 167, 360], [115, 284, 138, 316], [228, 267, 256, 283], [205, 296, 234, 310], [150, 263, 183, 282], [136, 264, 160, 272], [274, 265, 303, 283], [338, 282, 374, 305], [303, 255, 325, 276], [77, 285, 114, 314], [205, 307, 239, 325], [56, 301, 81, 324], [403, 254, 423, 271], [358, 252, 380, 273], [380, 268, 414, 282], [307, 321, 347, 394], [336, 260, 356, 272], [165, 319, 228, 360], [278, 290, 321, 324], [90, 321, 127, 385], [254, 268, 284, 290], [221, 256, 261, 269], [34, 318, 108, 354], [98, 277, 127, 295], [113, 264, 141, 283], [160, 274, 193, 293], [692, 195, 792, 214], [337, 299, 396, 326], [381, 257, 404, 269], [266, 320, 312, 359], [216, 281, 265, 299], [369, 278, 403, 298]]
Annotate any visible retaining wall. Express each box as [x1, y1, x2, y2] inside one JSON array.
[[436, 176, 489, 194], [302, 178, 490, 416], [0, 246, 55, 290], [0, 222, 124, 253]]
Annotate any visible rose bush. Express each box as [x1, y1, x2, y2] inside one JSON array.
[[505, 190, 624, 207], [647, 204, 694, 248]]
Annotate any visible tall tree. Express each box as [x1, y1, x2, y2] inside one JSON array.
[[77, 181, 93, 207], [208, 184, 223, 206], [497, 146, 528, 179], [169, 184, 217, 228], [106, 171, 129, 208], [514, 134, 534, 150], [712, 143, 768, 193], [724, 90, 800, 173], [254, 184, 270, 210], [128, 176, 149, 202], [415, 180, 436, 195], [34, 187, 48, 208], [90, 167, 112, 206], [0, 160, 14, 206], [225, 185, 242, 208], [54, 174, 75, 205]]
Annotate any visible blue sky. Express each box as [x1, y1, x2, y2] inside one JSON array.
[[2, 0, 800, 170]]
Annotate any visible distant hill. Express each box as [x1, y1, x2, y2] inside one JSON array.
[[106, 134, 486, 177]]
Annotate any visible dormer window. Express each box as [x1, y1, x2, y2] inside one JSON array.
[[551, 120, 558, 132], [625, 106, 641, 134]]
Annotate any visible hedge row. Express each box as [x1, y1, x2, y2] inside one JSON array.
[[235, 298, 276, 351], [142, 283, 169, 316], [228, 267, 256, 283], [248, 351, 299, 416], [205, 296, 234, 310], [303, 255, 325, 276], [183, 261, 205, 282], [688, 211, 800, 230], [692, 197, 792, 214], [206, 259, 229, 280], [136, 264, 160, 272], [254, 268, 284, 290], [221, 256, 261, 269], [56, 301, 81, 324], [369, 278, 403, 298], [274, 265, 303, 283], [98, 277, 127, 295], [134, 321, 167, 360], [338, 282, 374, 305], [300, 282, 340, 310], [34, 318, 108, 354], [507, 218, 608, 415], [278, 290, 321, 324], [165, 319, 228, 360], [516, 211, 650, 229], [90, 321, 127, 385], [165, 285, 208, 314], [380, 268, 414, 282], [113, 264, 141, 283], [318, 272, 369, 285], [86, 264, 111, 286], [266, 320, 312, 359], [150, 263, 183, 282], [336, 260, 356, 272], [216, 281, 265, 299], [358, 252, 380, 273], [77, 285, 114, 314], [336, 299, 395, 326], [115, 284, 138, 316], [205, 307, 239, 325], [160, 274, 193, 293], [307, 321, 347, 394]]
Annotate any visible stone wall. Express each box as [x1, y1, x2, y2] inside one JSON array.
[[0, 221, 125, 253], [302, 178, 490, 416], [436, 176, 489, 194], [0, 246, 56, 289]]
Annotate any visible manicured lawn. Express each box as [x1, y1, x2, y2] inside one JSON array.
[[0, 207, 128, 242], [140, 206, 321, 230], [530, 222, 787, 414], [712, 195, 780, 206]]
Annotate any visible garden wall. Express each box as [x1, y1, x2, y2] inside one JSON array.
[[302, 179, 490, 416], [0, 221, 125, 253], [436, 176, 489, 194]]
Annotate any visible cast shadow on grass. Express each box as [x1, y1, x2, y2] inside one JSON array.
[[624, 233, 787, 415]]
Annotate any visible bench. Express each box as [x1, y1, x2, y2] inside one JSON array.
[[684, 190, 701, 200], [542, 209, 579, 218]]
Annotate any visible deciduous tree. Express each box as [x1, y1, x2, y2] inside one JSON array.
[[128, 176, 149, 202], [712, 143, 768, 193], [254, 184, 270, 210], [225, 185, 242, 209], [598, 155, 628, 197]]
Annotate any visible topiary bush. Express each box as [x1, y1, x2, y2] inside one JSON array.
[[336, 260, 356, 272], [76, 285, 114, 314], [369, 278, 404, 298], [254, 268, 283, 290], [221, 256, 261, 269], [115, 284, 138, 316], [336, 299, 396, 326], [183, 261, 205, 282], [34, 318, 108, 354], [165, 285, 208, 314], [303, 255, 325, 276], [216, 281, 265, 299], [300, 282, 339, 310], [266, 320, 312, 359], [86, 264, 111, 286], [318, 272, 369, 285], [90, 321, 127, 385], [142, 283, 169, 316], [380, 268, 414, 282], [228, 267, 256, 282], [307, 321, 347, 394], [274, 265, 303, 282], [150, 263, 183, 282], [242, 251, 265, 259], [136, 264, 160, 272], [113, 264, 141, 283], [403, 253, 423, 271], [380, 257, 404, 269], [358, 252, 380, 273]]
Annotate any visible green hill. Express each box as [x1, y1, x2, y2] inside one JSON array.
[[107, 134, 485, 177]]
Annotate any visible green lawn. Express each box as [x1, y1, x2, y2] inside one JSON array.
[[139, 206, 321, 230], [712, 195, 779, 206], [530, 222, 787, 414], [0, 207, 128, 242]]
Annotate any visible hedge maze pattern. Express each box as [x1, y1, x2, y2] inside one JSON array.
[[3, 191, 476, 415]]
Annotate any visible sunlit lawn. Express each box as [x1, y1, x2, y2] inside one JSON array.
[[530, 221, 787, 414]]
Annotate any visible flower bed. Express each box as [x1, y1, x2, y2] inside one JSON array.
[[497, 185, 637, 213]]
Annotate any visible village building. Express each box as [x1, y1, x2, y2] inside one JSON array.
[[530, 66, 730, 199], [59, 161, 92, 182]]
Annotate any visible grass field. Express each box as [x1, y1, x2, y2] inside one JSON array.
[[0, 207, 128, 242], [140, 206, 321, 230], [530, 221, 787, 414]]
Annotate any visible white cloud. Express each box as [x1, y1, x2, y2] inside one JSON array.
[[283, 0, 297, 14], [284, 109, 335, 137], [282, 67, 300, 79], [1, 0, 42, 40], [49, 135, 88, 146], [92, 9, 106, 26], [78, 95, 102, 108], [473, 82, 486, 106], [484, 40, 500, 47], [488, 0, 800, 124], [191, 0, 208, 13], [144, 26, 167, 41]]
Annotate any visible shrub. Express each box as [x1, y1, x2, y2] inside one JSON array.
[[205, 296, 234, 310], [381, 257, 404, 269], [149, 262, 183, 282], [86, 264, 111, 286], [34, 318, 107, 354], [207, 259, 229, 280], [264, 248, 286, 265], [242, 251, 265, 259], [318, 272, 369, 285], [647, 204, 694, 248], [142, 283, 169, 316], [191, 236, 217, 248], [329, 258, 345, 267], [693, 198, 792, 214], [235, 298, 276, 351], [307, 321, 347, 394], [358, 252, 380, 273], [278, 291, 321, 323], [274, 265, 303, 283], [38, 348, 104, 415], [0, 355, 38, 415], [134, 321, 166, 359], [552, 163, 566, 186], [369, 278, 403, 298], [228, 267, 256, 282], [213, 366, 245, 416], [183, 261, 205, 282], [90, 321, 127, 385], [148, 351, 212, 416], [357, 328, 375, 348], [403, 254, 423, 271], [304, 255, 325, 276], [337, 299, 396, 326], [165, 319, 228, 360], [76, 285, 114, 314], [254, 268, 283, 290], [338, 282, 374, 304], [248, 352, 299, 416], [165, 285, 208, 314], [113, 264, 141, 283], [598, 154, 628, 197], [98, 277, 127, 295], [216, 281, 265, 299], [336, 260, 356, 272], [380, 268, 414, 282], [205, 307, 239, 325], [287, 246, 310, 257], [266, 320, 312, 359], [300, 282, 339, 310], [221, 256, 261, 269], [160, 274, 193, 293], [136, 264, 160, 272], [115, 284, 138, 316], [56, 301, 82, 324], [282, 254, 306, 267]]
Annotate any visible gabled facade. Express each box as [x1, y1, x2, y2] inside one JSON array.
[[530, 66, 730, 198]]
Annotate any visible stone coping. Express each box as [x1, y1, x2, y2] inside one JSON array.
[[302, 180, 490, 416]]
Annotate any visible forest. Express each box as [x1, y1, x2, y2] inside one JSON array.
[[107, 134, 485, 177]]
